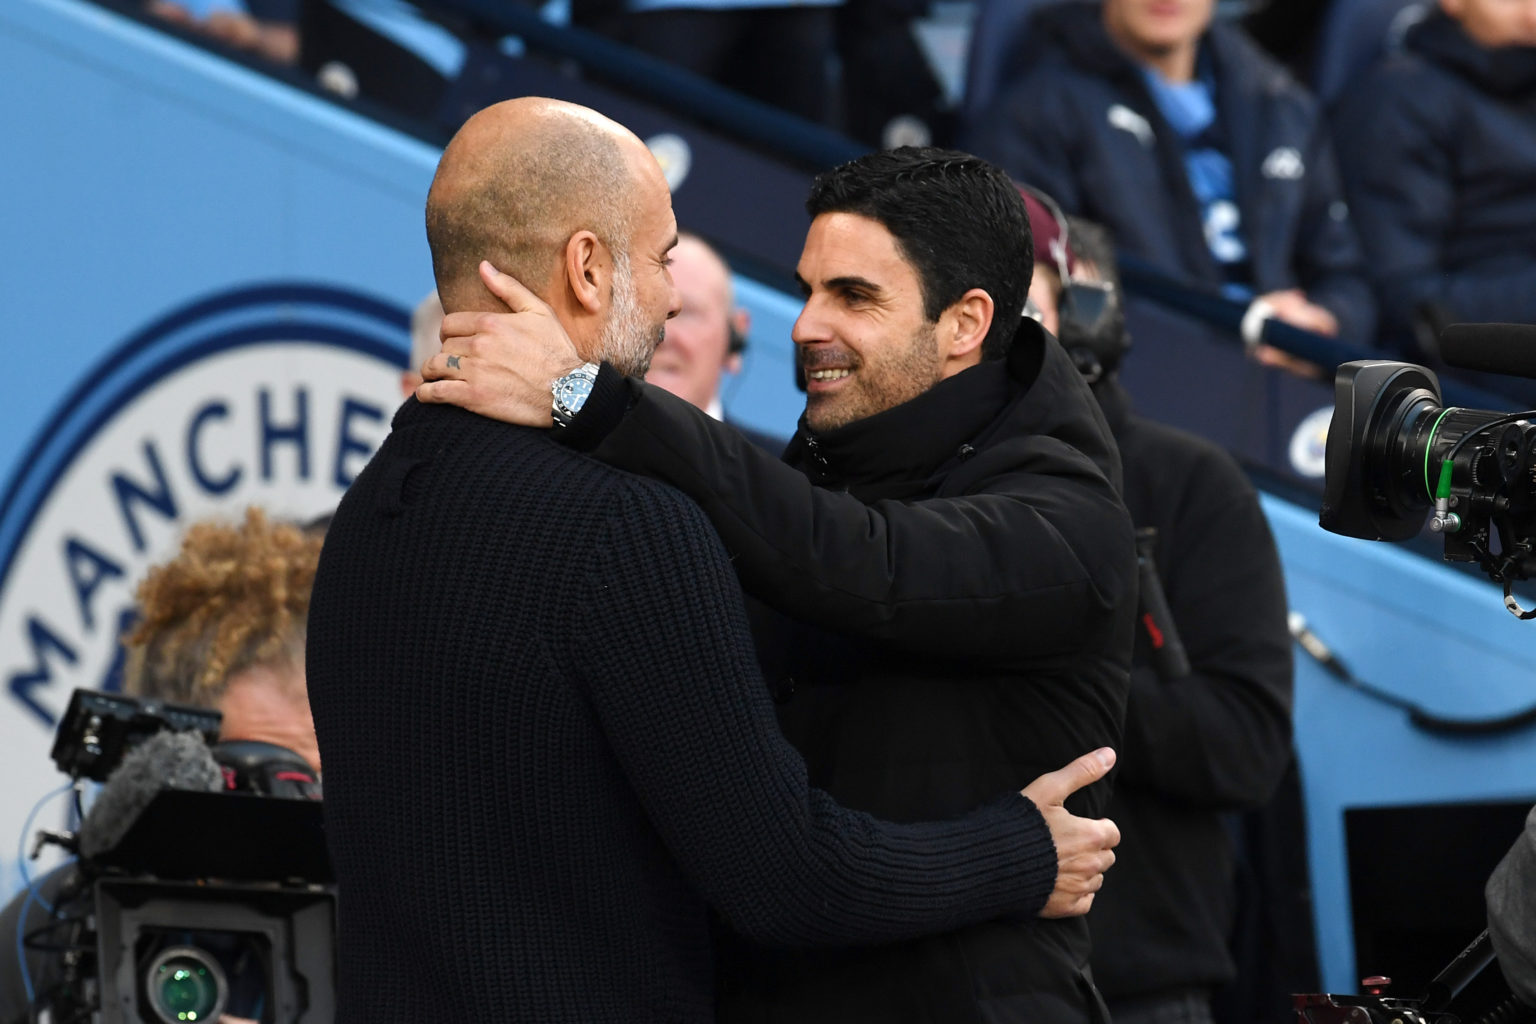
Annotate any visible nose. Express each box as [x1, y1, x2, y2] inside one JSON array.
[[665, 277, 682, 321], [791, 295, 828, 347]]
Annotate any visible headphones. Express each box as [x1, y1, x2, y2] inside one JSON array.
[[1019, 186, 1131, 383]]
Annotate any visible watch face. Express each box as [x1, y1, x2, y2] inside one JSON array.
[[557, 375, 595, 406]]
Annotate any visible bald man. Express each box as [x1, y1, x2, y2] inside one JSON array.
[[645, 231, 748, 414], [645, 231, 784, 450], [306, 98, 1118, 1024]]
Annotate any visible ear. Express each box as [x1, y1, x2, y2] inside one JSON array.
[[941, 288, 995, 363], [563, 230, 609, 316]]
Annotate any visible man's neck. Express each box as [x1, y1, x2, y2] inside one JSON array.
[[1109, 29, 1200, 84]]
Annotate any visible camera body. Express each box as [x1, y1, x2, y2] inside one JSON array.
[[21, 690, 336, 1024], [1322, 358, 1536, 611]]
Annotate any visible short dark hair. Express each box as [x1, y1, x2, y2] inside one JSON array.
[[805, 147, 1033, 359]]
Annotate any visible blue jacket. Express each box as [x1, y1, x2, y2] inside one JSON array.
[[1333, 11, 1536, 349], [965, 2, 1376, 345]]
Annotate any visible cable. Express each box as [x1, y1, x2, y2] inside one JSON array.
[[14, 781, 74, 1009], [1289, 613, 1536, 735], [1445, 411, 1536, 466]]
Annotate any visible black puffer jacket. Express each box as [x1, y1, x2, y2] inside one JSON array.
[[1333, 11, 1536, 348], [563, 322, 1136, 1023]]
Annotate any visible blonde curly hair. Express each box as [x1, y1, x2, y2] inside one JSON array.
[[124, 507, 323, 707]]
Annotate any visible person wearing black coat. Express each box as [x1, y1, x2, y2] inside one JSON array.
[[966, 0, 1377, 346], [420, 148, 1142, 1019], [1022, 202, 1298, 1024], [537, 323, 1132, 1024], [1332, 3, 1536, 352], [311, 395, 1095, 1024], [312, 104, 1124, 1024], [421, 147, 1139, 1024], [1086, 379, 1295, 1024]]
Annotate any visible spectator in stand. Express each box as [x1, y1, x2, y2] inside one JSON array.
[[1020, 190, 1298, 1024], [571, 0, 840, 124], [643, 232, 783, 449], [967, 0, 1377, 353], [1333, 0, 1536, 356], [145, 0, 299, 64]]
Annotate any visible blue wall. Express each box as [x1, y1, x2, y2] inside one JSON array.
[[5, 0, 1533, 994]]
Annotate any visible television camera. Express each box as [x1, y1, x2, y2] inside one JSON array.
[[1321, 324, 1536, 619], [14, 688, 335, 1024]]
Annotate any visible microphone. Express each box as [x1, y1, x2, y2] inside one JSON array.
[[78, 729, 223, 859], [1439, 323, 1536, 381], [1134, 528, 1190, 681]]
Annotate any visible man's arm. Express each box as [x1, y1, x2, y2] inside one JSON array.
[[571, 480, 1120, 945], [421, 265, 1134, 660], [964, 76, 1084, 214], [1488, 805, 1536, 1006], [1117, 437, 1293, 809], [1292, 122, 1377, 345], [1334, 80, 1536, 339]]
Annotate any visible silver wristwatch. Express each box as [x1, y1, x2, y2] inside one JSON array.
[[550, 362, 601, 429]]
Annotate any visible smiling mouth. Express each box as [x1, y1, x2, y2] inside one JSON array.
[[806, 368, 851, 382]]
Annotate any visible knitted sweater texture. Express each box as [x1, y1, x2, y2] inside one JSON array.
[[306, 400, 1057, 1023]]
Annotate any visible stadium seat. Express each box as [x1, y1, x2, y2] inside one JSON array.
[[960, 0, 1085, 128], [1313, 0, 1431, 106]]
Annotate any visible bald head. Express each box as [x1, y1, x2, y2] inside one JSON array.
[[425, 98, 643, 314]]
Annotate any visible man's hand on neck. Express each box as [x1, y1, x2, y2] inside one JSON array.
[[418, 260, 587, 428]]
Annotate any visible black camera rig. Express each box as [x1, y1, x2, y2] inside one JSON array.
[[16, 689, 335, 1024], [1321, 325, 1536, 618]]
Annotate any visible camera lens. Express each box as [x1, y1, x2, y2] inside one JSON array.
[[144, 946, 227, 1023]]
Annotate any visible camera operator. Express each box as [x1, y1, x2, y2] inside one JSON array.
[[1020, 190, 1298, 1024], [0, 507, 325, 1024], [1489, 805, 1536, 1007]]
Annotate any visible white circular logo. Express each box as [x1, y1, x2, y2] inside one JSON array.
[[1289, 405, 1334, 479], [646, 133, 693, 193], [0, 285, 406, 888]]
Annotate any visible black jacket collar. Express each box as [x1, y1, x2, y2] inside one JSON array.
[[1408, 9, 1536, 98], [788, 359, 1011, 500], [785, 323, 1049, 500]]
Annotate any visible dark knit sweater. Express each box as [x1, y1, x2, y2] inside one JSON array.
[[306, 398, 1060, 1023]]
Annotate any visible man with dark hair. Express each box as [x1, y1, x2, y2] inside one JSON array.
[[800, 147, 1033, 364], [420, 145, 1137, 1023], [313, 113, 1124, 1023]]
